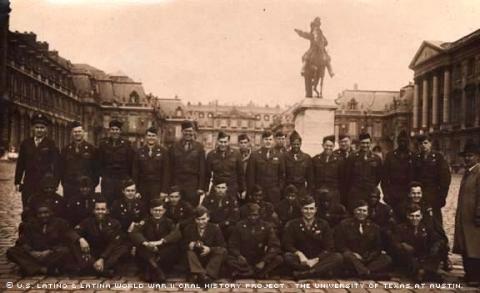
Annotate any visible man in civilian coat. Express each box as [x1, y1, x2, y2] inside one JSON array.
[[15, 113, 60, 207], [453, 142, 480, 286], [169, 121, 206, 207]]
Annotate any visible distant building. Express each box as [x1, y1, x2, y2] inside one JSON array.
[[409, 29, 480, 164]]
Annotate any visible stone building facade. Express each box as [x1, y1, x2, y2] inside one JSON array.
[[410, 29, 480, 164]]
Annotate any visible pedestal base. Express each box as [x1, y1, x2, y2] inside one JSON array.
[[293, 98, 337, 156]]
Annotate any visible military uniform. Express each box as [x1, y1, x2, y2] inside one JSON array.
[[182, 222, 227, 279], [205, 148, 245, 198], [275, 198, 302, 226], [23, 193, 66, 220], [312, 152, 346, 204], [111, 197, 146, 232], [316, 203, 348, 228], [284, 150, 313, 195], [7, 217, 75, 275], [64, 193, 98, 227], [72, 215, 129, 273], [169, 139, 206, 207], [413, 151, 451, 224], [15, 137, 60, 206], [227, 220, 283, 278], [283, 218, 343, 277], [203, 194, 240, 237], [97, 138, 134, 204], [240, 201, 280, 228], [130, 216, 181, 281], [381, 149, 414, 217], [166, 200, 195, 227], [247, 148, 285, 204], [335, 218, 392, 276], [333, 148, 351, 160], [60, 141, 98, 201], [132, 144, 169, 203], [345, 151, 383, 209]]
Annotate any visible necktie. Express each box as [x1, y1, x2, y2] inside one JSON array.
[[359, 223, 364, 234], [35, 138, 41, 147], [326, 155, 330, 163], [185, 142, 191, 151], [294, 153, 298, 161], [99, 222, 103, 231], [148, 148, 153, 157], [42, 224, 47, 234], [266, 150, 270, 159]]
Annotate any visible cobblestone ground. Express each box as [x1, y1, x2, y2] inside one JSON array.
[[0, 161, 478, 292]]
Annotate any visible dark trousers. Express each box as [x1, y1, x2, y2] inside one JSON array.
[[137, 244, 178, 273], [396, 247, 441, 277], [462, 256, 480, 281], [101, 177, 127, 205], [7, 246, 69, 276], [186, 247, 226, 279], [226, 254, 283, 277], [284, 252, 344, 276], [72, 242, 129, 273], [342, 251, 392, 276]]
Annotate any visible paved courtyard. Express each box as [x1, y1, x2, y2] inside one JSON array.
[[0, 161, 477, 292]]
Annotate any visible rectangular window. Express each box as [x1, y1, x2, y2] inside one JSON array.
[[348, 121, 357, 136]]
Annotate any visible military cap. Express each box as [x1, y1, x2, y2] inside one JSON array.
[[150, 198, 166, 209], [109, 120, 123, 128], [299, 195, 316, 207], [93, 194, 108, 205], [415, 134, 431, 143], [459, 141, 480, 156], [358, 133, 371, 141], [40, 174, 57, 188], [338, 134, 350, 140], [217, 131, 230, 140], [238, 133, 250, 141], [181, 120, 194, 130], [146, 126, 158, 134], [289, 130, 302, 143], [262, 130, 273, 138], [213, 178, 228, 186], [68, 120, 82, 130], [323, 135, 335, 144], [351, 199, 368, 210], [245, 203, 261, 215], [122, 178, 136, 190], [31, 113, 51, 126]]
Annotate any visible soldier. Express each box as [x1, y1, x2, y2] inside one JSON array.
[[315, 188, 348, 228], [274, 131, 287, 154], [97, 120, 134, 204], [413, 134, 451, 225], [284, 131, 313, 195], [169, 120, 206, 207], [205, 131, 246, 201], [240, 184, 280, 228], [344, 133, 382, 210], [283, 196, 344, 279], [247, 130, 286, 205], [182, 206, 227, 283], [72, 197, 129, 277], [23, 174, 66, 220], [227, 203, 283, 279], [15, 113, 60, 207], [111, 179, 146, 232], [60, 121, 98, 202], [165, 185, 195, 228], [7, 202, 75, 276], [64, 176, 98, 226], [381, 130, 414, 218], [130, 199, 181, 282], [203, 181, 240, 238], [392, 204, 446, 282], [312, 135, 346, 204], [333, 134, 352, 159], [132, 127, 169, 204], [275, 185, 302, 226], [367, 188, 396, 252], [335, 200, 392, 278], [238, 133, 252, 175]]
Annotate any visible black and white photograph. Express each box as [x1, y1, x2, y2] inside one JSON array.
[[0, 0, 480, 291]]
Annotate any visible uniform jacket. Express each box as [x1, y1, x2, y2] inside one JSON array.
[[182, 222, 226, 250], [381, 148, 413, 202], [240, 200, 280, 227], [97, 137, 134, 178], [169, 139, 206, 190], [24, 193, 66, 220], [132, 144, 169, 189], [275, 199, 302, 225], [345, 150, 383, 193], [312, 152, 346, 190], [16, 217, 76, 251], [205, 147, 245, 193], [166, 200, 195, 224], [247, 148, 285, 193], [368, 202, 396, 229], [393, 221, 445, 257], [111, 197, 146, 231], [203, 195, 240, 229], [316, 203, 348, 227], [130, 216, 181, 246], [335, 218, 383, 260], [284, 150, 313, 190], [60, 140, 99, 187]]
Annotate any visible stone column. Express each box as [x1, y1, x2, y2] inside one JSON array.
[[443, 69, 450, 124], [432, 75, 439, 126], [413, 82, 419, 129], [422, 78, 428, 129]]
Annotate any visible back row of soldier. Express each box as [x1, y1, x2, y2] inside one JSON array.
[[10, 112, 453, 283]]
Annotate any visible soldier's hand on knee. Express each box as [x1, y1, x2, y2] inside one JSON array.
[[200, 245, 211, 256], [353, 252, 363, 260], [255, 261, 265, 270], [238, 255, 247, 264], [79, 238, 90, 254], [93, 258, 104, 272]]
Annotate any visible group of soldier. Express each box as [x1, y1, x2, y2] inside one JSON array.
[[9, 112, 458, 284]]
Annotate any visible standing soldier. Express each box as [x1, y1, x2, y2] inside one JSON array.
[[247, 131, 286, 205], [15, 113, 60, 207], [345, 133, 382, 210], [238, 133, 252, 175], [227, 203, 283, 279], [60, 121, 98, 202], [132, 127, 169, 203], [284, 131, 313, 195], [312, 135, 346, 204], [274, 131, 287, 154], [205, 131, 246, 201], [333, 134, 352, 159], [413, 134, 451, 225], [169, 121, 206, 207], [283, 196, 344, 279], [382, 130, 414, 218], [97, 120, 134, 204]]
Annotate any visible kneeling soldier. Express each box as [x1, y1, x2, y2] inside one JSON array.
[[335, 200, 392, 278], [72, 197, 129, 277], [203, 180, 239, 238], [7, 202, 74, 276], [166, 185, 195, 228], [392, 204, 446, 282], [111, 179, 146, 232], [283, 196, 344, 279], [183, 206, 227, 284], [227, 203, 283, 279], [241, 184, 280, 228], [130, 199, 181, 282], [23, 174, 66, 220], [275, 185, 302, 226], [315, 188, 348, 228]]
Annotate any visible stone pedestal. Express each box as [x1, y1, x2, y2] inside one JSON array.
[[293, 98, 337, 156]]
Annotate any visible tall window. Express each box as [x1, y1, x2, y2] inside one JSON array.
[[348, 121, 358, 136]]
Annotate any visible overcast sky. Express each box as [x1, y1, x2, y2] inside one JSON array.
[[9, 0, 480, 106]]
